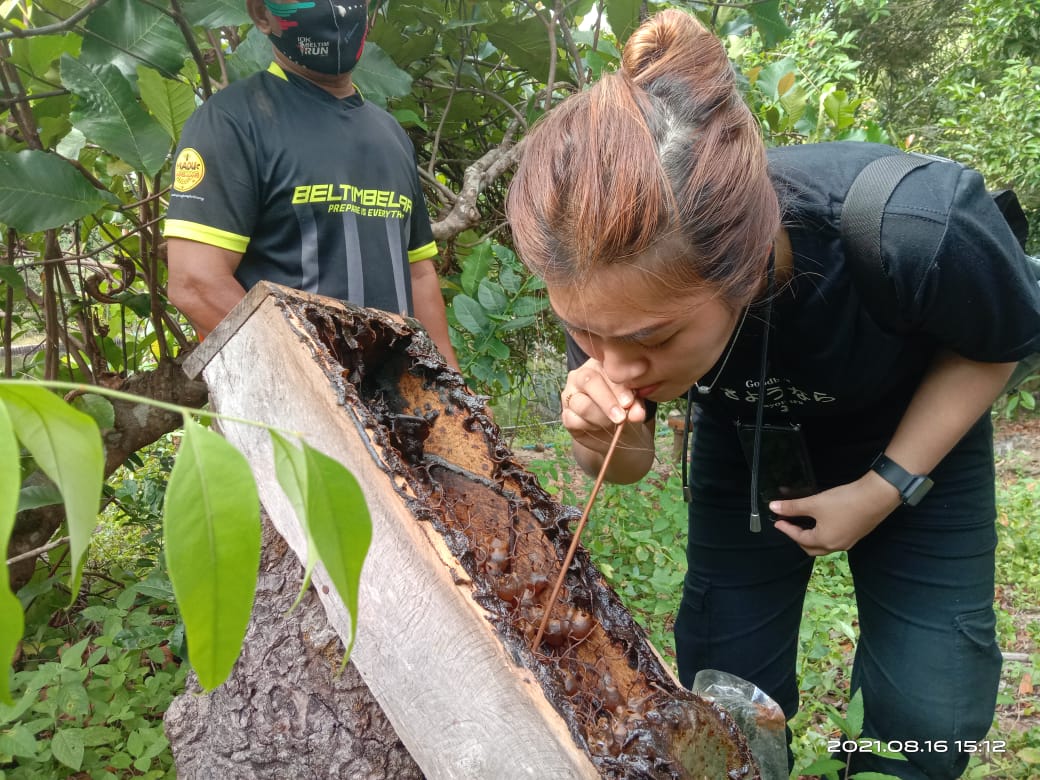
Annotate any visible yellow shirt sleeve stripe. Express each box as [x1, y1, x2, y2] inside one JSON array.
[[408, 241, 438, 263], [164, 220, 250, 254]]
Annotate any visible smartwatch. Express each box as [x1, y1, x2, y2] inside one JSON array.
[[870, 453, 934, 506]]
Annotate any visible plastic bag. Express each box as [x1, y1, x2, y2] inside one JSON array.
[[692, 669, 788, 780]]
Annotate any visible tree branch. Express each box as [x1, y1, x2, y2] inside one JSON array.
[[430, 125, 523, 242], [169, 0, 214, 99], [6, 536, 70, 566], [0, 0, 111, 41]]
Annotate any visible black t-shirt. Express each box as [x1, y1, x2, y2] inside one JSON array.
[[566, 142, 1040, 443], [164, 63, 437, 316]]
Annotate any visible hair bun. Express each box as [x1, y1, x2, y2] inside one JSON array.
[[621, 9, 734, 93]]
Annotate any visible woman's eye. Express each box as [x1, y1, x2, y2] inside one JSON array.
[[638, 332, 676, 351]]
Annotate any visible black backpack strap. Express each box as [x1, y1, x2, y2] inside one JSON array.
[[840, 153, 934, 329]]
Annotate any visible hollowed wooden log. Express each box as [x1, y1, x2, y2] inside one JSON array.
[[181, 281, 759, 780]]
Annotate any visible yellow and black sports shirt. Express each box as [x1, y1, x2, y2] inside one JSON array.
[[164, 62, 437, 316]]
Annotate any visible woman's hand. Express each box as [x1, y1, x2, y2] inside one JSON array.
[[561, 358, 656, 484], [562, 358, 646, 451], [769, 470, 902, 556]]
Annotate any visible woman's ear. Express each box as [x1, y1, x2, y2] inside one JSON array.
[[247, 0, 275, 34]]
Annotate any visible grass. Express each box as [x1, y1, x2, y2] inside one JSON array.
[[520, 416, 1040, 779], [1, 437, 182, 780]]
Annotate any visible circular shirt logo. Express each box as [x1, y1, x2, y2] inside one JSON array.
[[173, 148, 206, 192]]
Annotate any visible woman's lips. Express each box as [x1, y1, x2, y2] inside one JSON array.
[[634, 383, 661, 399]]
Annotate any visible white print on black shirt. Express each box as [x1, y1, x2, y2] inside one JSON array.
[[721, 377, 836, 414]]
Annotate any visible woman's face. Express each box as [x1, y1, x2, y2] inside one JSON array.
[[548, 259, 743, 403]]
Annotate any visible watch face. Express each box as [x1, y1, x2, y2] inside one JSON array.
[[871, 454, 933, 506], [904, 476, 934, 506]]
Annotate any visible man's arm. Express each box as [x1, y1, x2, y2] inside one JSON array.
[[167, 238, 246, 340], [410, 258, 461, 372]]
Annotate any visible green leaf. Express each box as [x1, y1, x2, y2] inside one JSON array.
[[483, 17, 555, 84], [800, 757, 847, 774], [1018, 746, 1040, 764], [54, 684, 91, 718], [754, 58, 798, 101], [298, 443, 372, 661], [605, 0, 642, 44], [62, 56, 172, 176], [511, 295, 549, 317], [111, 291, 153, 319], [163, 417, 261, 691], [498, 315, 536, 333], [391, 109, 427, 130], [0, 402, 23, 706], [0, 384, 103, 602], [846, 688, 865, 737], [748, 0, 791, 48], [481, 337, 510, 361], [80, 0, 189, 78], [80, 725, 121, 747], [137, 66, 198, 144], [180, 0, 252, 28], [499, 263, 520, 295], [56, 127, 88, 161], [0, 724, 37, 757], [271, 432, 320, 605], [375, 25, 437, 71], [354, 44, 414, 108], [779, 82, 809, 127], [477, 280, 508, 316], [821, 86, 860, 132], [0, 686, 36, 725], [0, 266, 24, 291], [227, 30, 274, 83], [11, 31, 79, 78], [51, 728, 84, 771], [461, 242, 493, 296], [16, 483, 64, 512], [0, 150, 118, 233], [126, 728, 145, 758], [109, 751, 133, 769], [70, 393, 115, 431], [452, 294, 490, 336]]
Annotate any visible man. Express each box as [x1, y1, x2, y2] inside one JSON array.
[[165, 0, 460, 371]]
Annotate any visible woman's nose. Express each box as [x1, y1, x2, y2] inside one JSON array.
[[599, 345, 649, 387]]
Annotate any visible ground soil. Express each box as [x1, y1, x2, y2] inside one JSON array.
[[994, 413, 1040, 477]]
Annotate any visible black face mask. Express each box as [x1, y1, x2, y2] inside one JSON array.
[[265, 1, 368, 75]]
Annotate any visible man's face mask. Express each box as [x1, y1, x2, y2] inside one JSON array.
[[264, 1, 368, 75]]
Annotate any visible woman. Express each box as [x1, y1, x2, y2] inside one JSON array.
[[505, 9, 1040, 779]]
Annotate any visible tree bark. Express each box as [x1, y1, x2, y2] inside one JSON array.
[[164, 516, 423, 780]]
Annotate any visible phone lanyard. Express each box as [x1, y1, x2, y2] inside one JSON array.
[[681, 253, 775, 536]]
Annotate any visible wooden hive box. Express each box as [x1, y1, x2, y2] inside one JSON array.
[[184, 282, 760, 780]]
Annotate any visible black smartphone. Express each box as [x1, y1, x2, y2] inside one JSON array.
[[736, 422, 817, 529]]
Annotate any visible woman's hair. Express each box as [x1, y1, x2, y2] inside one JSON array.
[[505, 9, 778, 305]]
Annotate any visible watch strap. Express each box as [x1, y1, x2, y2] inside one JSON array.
[[870, 453, 934, 506]]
